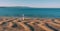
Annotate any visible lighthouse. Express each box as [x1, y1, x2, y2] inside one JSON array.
[[22, 14, 24, 20]]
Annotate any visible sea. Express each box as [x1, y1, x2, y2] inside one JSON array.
[[0, 7, 60, 18]]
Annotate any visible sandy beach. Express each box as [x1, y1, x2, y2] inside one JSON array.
[[0, 16, 60, 31]]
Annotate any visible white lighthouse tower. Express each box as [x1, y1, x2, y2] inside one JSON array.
[[22, 14, 24, 20]]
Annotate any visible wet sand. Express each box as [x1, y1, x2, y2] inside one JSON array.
[[0, 16, 60, 31]]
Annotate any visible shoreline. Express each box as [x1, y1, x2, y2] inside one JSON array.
[[0, 16, 60, 18]]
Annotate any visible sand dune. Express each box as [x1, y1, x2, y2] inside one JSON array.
[[0, 17, 60, 31]]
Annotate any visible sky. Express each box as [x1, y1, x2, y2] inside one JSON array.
[[0, 0, 60, 8]]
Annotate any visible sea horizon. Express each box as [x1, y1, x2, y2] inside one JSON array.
[[0, 7, 60, 18]]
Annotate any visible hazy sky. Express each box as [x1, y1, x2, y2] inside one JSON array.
[[0, 0, 60, 8]]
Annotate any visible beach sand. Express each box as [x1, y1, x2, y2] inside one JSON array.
[[0, 16, 60, 31]]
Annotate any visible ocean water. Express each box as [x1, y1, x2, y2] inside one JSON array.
[[0, 7, 60, 18]]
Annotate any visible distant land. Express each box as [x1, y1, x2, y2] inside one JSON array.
[[0, 6, 48, 8], [0, 6, 60, 8]]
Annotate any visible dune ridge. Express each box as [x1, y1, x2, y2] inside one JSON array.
[[0, 17, 60, 31]]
